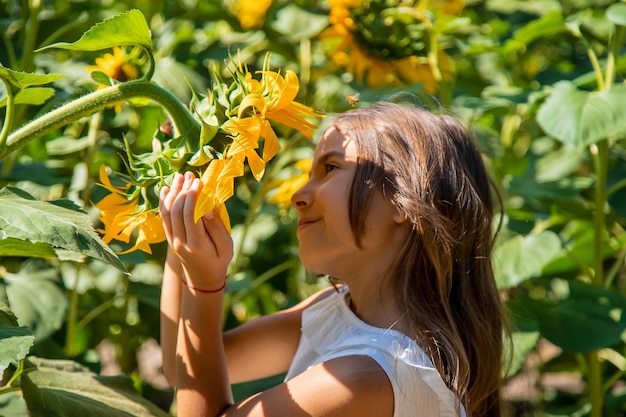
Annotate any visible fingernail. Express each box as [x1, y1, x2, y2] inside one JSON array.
[[204, 211, 214, 220]]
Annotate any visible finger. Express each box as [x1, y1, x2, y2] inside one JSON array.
[[183, 177, 207, 247], [159, 185, 173, 243], [201, 210, 234, 259], [160, 174, 185, 245], [169, 172, 196, 247]]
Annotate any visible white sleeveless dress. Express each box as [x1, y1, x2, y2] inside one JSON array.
[[285, 288, 466, 417]]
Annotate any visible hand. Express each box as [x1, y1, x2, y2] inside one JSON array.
[[159, 172, 233, 290]]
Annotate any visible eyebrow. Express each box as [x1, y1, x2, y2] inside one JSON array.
[[317, 150, 345, 164]]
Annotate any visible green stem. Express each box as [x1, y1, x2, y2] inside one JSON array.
[[605, 26, 625, 89], [592, 140, 608, 288], [0, 358, 25, 392], [80, 112, 103, 209], [587, 351, 603, 417], [1, 80, 200, 160], [0, 79, 15, 154], [21, 0, 43, 73], [64, 266, 82, 356], [75, 296, 121, 332]]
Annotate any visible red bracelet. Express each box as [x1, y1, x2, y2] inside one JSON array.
[[181, 277, 227, 293]]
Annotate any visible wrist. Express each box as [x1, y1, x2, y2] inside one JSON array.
[[181, 275, 228, 293]]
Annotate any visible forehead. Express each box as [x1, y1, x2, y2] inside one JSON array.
[[314, 125, 358, 162]]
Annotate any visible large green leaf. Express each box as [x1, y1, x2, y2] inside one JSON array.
[[0, 66, 65, 90], [607, 2, 626, 26], [270, 4, 329, 42], [0, 306, 35, 376], [511, 279, 626, 353], [0, 187, 127, 274], [21, 357, 170, 417], [38, 9, 152, 52], [493, 231, 562, 289], [2, 260, 68, 341], [536, 81, 626, 148]]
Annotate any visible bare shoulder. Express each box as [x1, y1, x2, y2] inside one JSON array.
[[282, 284, 339, 314], [225, 355, 394, 417]]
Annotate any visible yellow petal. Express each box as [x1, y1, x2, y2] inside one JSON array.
[[238, 93, 267, 118], [267, 107, 318, 139], [260, 120, 281, 162], [216, 203, 232, 234], [216, 153, 245, 203], [225, 117, 262, 155], [195, 159, 224, 220], [245, 149, 266, 181]]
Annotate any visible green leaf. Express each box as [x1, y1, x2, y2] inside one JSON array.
[[536, 81, 626, 148], [607, 3, 626, 26], [0, 187, 127, 274], [513, 279, 626, 353], [504, 330, 540, 377], [0, 237, 57, 258], [0, 306, 35, 376], [45, 136, 91, 155], [0, 391, 29, 416], [270, 4, 329, 42], [493, 231, 562, 289], [0, 66, 65, 89], [0, 87, 56, 108], [505, 10, 565, 52], [38, 9, 152, 52], [90, 70, 112, 86], [20, 357, 170, 417], [2, 260, 68, 341]]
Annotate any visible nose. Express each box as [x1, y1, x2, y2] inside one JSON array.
[[291, 180, 312, 209]]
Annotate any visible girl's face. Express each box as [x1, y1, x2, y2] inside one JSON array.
[[291, 126, 407, 281]]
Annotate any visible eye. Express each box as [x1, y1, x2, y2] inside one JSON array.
[[325, 163, 339, 174]]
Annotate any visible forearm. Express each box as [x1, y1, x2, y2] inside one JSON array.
[[161, 248, 183, 386], [176, 287, 233, 416]]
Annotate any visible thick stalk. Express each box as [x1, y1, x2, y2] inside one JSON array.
[[587, 22, 625, 417], [2, 80, 200, 159], [587, 138, 608, 417]]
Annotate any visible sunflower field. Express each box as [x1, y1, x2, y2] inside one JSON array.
[[1, 0, 626, 416]]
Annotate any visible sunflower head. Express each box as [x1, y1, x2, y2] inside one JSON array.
[[88, 47, 141, 84], [232, 0, 274, 30]]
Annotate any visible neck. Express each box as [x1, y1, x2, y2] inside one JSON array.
[[342, 272, 410, 334]]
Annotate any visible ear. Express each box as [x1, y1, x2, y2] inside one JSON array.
[[392, 206, 408, 225]]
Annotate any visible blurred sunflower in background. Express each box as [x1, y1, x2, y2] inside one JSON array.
[[231, 0, 275, 29], [267, 159, 312, 211], [323, 0, 460, 92], [87, 46, 142, 112]]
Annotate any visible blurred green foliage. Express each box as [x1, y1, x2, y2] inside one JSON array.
[[1, 1, 626, 416]]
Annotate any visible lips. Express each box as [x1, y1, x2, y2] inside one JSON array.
[[297, 216, 319, 230]]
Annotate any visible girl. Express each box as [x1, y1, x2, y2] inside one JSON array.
[[159, 102, 508, 417]]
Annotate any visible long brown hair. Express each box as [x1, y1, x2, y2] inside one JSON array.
[[332, 102, 507, 416]]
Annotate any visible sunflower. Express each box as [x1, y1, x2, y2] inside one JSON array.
[[324, 0, 458, 91], [233, 0, 274, 30], [194, 65, 322, 224], [87, 47, 141, 112]]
